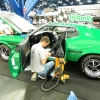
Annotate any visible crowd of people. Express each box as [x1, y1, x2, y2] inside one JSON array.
[[32, 15, 57, 25], [0, 20, 13, 34]]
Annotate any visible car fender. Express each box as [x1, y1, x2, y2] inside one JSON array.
[[0, 41, 11, 49], [78, 49, 100, 61]]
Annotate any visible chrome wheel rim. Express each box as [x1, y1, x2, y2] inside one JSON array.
[[84, 59, 100, 78], [0, 46, 10, 60]]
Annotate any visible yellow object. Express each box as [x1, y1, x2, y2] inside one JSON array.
[[61, 74, 69, 81], [54, 57, 69, 83]]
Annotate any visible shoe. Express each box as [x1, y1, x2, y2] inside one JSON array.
[[24, 65, 30, 71], [31, 72, 38, 81], [38, 74, 46, 79]]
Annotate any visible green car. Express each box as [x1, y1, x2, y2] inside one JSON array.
[[8, 16, 100, 79], [0, 11, 36, 61]]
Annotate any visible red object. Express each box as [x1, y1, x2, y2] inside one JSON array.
[[23, 8, 26, 12]]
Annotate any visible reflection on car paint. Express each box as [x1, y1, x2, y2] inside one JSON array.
[[11, 58, 15, 65], [13, 66, 18, 69]]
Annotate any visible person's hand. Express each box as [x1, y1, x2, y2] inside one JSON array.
[[46, 52, 52, 57]]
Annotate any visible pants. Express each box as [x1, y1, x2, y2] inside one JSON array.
[[37, 61, 54, 76]]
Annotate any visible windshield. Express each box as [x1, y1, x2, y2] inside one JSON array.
[[33, 26, 67, 37], [39, 26, 55, 31], [38, 26, 67, 32]]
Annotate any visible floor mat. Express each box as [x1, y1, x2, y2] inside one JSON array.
[[0, 59, 100, 100]]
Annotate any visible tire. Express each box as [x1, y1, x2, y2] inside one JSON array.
[[0, 44, 10, 61], [79, 55, 100, 79]]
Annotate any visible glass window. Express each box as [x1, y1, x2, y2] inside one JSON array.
[[67, 27, 79, 38]]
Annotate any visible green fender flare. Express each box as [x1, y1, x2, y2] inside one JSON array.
[[78, 49, 100, 60], [0, 41, 12, 49]]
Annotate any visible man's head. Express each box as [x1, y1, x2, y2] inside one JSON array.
[[40, 36, 50, 47]]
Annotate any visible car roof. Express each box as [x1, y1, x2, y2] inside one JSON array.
[[45, 22, 90, 27], [0, 11, 36, 34], [44, 22, 99, 31]]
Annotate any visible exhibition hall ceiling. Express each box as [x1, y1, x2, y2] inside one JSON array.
[[34, 0, 98, 10], [0, 0, 99, 11]]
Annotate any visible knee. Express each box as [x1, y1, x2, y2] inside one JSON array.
[[51, 61, 55, 66]]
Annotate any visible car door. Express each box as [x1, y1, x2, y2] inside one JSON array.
[[8, 37, 30, 78]]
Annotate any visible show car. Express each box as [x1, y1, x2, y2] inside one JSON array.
[[0, 11, 36, 61], [1, 11, 100, 79], [7, 15, 100, 79]]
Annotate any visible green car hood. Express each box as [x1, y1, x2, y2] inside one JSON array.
[[0, 11, 36, 34]]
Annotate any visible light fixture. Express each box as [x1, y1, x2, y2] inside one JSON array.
[[76, 0, 80, 2], [49, 4, 52, 7], [79, 2, 83, 4], [97, 0, 100, 3], [43, 2, 47, 5], [58, 1, 62, 4], [2, 3, 5, 5], [87, 0, 91, 3], [70, 2, 74, 5], [63, 3, 67, 6]]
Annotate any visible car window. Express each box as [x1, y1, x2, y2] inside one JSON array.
[[67, 27, 79, 38], [54, 27, 66, 32], [39, 26, 54, 31]]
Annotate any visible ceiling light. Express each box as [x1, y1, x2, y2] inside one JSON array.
[[70, 2, 74, 5], [97, 0, 100, 3], [79, 2, 83, 4], [76, 0, 80, 2], [43, 2, 47, 5], [87, 0, 91, 3], [58, 1, 62, 3], [63, 3, 67, 6]]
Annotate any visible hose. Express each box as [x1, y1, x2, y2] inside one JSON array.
[[41, 73, 61, 92]]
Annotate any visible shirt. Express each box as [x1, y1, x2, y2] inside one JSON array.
[[30, 43, 46, 72]]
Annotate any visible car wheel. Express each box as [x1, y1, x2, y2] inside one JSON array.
[[79, 55, 100, 79], [0, 44, 10, 61]]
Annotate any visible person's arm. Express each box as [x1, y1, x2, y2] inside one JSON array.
[[41, 52, 51, 65]]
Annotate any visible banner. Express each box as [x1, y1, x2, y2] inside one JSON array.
[[58, 4, 100, 24]]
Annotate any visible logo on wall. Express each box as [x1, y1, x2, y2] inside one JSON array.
[[58, 8, 93, 23], [68, 13, 93, 23]]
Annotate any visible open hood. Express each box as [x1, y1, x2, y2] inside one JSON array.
[[0, 11, 36, 34]]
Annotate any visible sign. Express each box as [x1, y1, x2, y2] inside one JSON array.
[[58, 4, 100, 24], [69, 13, 93, 23]]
